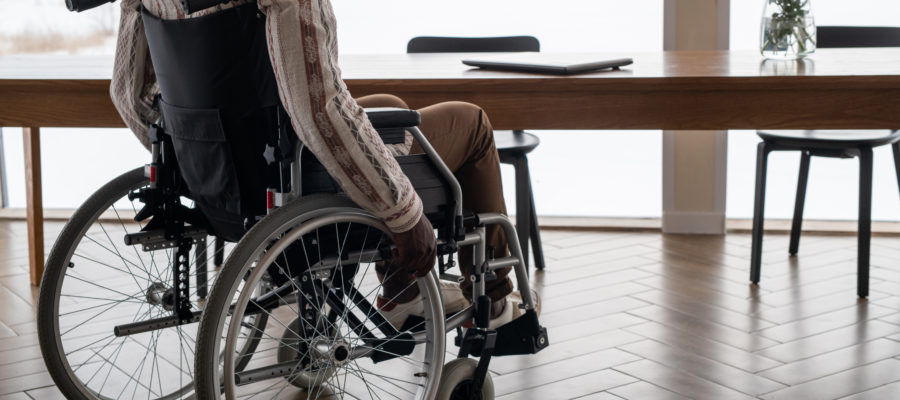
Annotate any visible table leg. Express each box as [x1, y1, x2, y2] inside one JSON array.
[[24, 127, 43, 287]]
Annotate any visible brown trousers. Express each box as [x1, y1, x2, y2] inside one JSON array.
[[357, 95, 514, 302]]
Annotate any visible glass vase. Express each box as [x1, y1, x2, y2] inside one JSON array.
[[760, 0, 816, 60]]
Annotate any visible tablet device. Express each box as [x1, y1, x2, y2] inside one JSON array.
[[462, 54, 633, 75]]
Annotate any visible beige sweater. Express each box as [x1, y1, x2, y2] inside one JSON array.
[[111, 0, 422, 233]]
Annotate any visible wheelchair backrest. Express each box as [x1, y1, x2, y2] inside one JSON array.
[[142, 3, 283, 240], [141, 3, 458, 242]]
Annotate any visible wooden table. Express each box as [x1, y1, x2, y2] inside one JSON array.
[[2, 49, 900, 285]]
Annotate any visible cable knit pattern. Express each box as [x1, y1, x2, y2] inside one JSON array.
[[110, 0, 423, 232]]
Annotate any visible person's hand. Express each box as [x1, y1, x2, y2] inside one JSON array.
[[392, 216, 437, 277]]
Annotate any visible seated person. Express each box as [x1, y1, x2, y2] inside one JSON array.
[[111, 0, 533, 327]]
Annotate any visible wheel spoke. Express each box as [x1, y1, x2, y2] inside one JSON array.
[[42, 172, 211, 399], [214, 212, 437, 399]]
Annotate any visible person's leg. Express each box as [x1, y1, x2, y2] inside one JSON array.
[[412, 102, 514, 303], [359, 97, 513, 307]]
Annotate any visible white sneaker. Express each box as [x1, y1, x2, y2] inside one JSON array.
[[488, 289, 541, 330], [377, 280, 470, 330]]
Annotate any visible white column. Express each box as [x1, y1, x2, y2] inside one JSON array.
[[662, 0, 731, 234], [0, 128, 7, 208]]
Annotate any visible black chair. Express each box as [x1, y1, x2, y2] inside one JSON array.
[[750, 26, 900, 298], [407, 36, 547, 273]]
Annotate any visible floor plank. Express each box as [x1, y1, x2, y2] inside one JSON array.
[[618, 339, 786, 396], [760, 359, 900, 400], [496, 369, 637, 400], [607, 381, 690, 400], [613, 359, 756, 400], [757, 338, 900, 386], [624, 321, 783, 373]]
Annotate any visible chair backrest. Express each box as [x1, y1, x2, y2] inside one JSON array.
[[817, 26, 900, 48], [407, 36, 540, 53]]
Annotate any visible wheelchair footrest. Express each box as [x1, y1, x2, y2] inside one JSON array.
[[459, 310, 549, 357], [234, 360, 298, 386], [114, 310, 202, 337]]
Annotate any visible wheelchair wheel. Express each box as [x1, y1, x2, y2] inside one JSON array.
[[37, 167, 266, 400], [436, 358, 494, 400], [195, 194, 446, 400]]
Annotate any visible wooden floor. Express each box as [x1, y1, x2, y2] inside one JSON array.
[[4, 220, 900, 399]]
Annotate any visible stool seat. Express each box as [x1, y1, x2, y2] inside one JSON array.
[[758, 130, 900, 149], [494, 130, 541, 155]]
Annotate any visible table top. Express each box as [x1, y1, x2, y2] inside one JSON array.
[[2, 48, 898, 82], [2, 49, 899, 130]]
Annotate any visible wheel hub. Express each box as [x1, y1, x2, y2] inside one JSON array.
[[311, 338, 352, 367], [145, 282, 175, 311]]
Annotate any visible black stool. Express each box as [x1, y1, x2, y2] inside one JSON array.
[[749, 25, 900, 298], [407, 36, 547, 272]]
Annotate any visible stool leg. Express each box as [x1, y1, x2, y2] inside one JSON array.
[[751, 142, 771, 284], [195, 238, 209, 299], [892, 142, 900, 200], [858, 147, 873, 298], [513, 155, 532, 272], [789, 151, 811, 256], [529, 190, 547, 271]]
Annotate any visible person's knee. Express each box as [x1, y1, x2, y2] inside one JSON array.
[[442, 101, 483, 119], [442, 101, 494, 137], [356, 94, 409, 109]]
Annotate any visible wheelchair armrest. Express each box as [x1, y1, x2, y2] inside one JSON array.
[[365, 108, 421, 130]]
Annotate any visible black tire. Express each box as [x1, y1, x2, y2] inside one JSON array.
[[38, 168, 152, 400], [194, 194, 446, 400], [436, 358, 494, 400]]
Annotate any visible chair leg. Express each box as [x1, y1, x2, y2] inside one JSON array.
[[529, 188, 547, 271], [513, 155, 532, 274], [858, 147, 873, 298], [789, 151, 811, 256], [750, 142, 771, 284]]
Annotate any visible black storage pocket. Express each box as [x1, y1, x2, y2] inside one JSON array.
[[160, 100, 241, 215]]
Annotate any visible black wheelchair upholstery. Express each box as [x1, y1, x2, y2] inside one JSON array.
[[142, 2, 456, 242]]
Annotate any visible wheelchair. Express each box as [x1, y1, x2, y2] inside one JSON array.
[[40, 1, 548, 399]]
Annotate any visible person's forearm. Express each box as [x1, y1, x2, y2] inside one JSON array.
[[259, 0, 423, 233], [110, 0, 159, 151]]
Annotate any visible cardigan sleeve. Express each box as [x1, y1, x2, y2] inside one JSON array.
[[256, 0, 424, 232], [110, 0, 159, 151]]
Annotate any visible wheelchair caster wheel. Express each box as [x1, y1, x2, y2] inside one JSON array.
[[277, 317, 337, 389], [437, 358, 494, 400]]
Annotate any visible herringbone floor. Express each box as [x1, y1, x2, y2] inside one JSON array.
[[3, 220, 900, 399]]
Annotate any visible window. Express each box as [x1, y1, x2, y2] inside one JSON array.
[[3, 0, 664, 219], [331, 0, 665, 218], [1, 0, 137, 209]]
